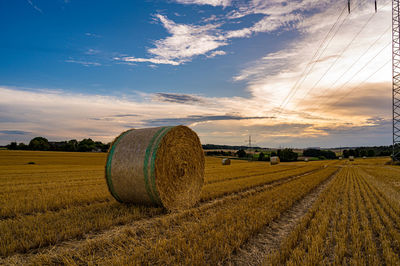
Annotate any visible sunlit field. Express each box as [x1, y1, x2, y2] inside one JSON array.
[[0, 151, 398, 265]]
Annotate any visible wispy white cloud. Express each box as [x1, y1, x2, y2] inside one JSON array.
[[147, 14, 227, 62], [174, 0, 231, 7], [7, 0, 393, 147], [207, 50, 226, 58], [116, 1, 330, 66], [116, 14, 228, 65], [85, 49, 100, 55], [26, 0, 42, 13], [0, 84, 391, 147], [65, 59, 102, 67], [115, 56, 181, 66], [85, 32, 101, 38], [233, 0, 392, 116], [225, 13, 302, 39]]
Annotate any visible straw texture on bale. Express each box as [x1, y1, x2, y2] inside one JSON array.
[[270, 156, 280, 165], [105, 125, 205, 211], [222, 158, 231, 165]]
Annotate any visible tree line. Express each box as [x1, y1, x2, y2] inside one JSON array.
[[302, 149, 337, 160], [236, 148, 299, 162], [206, 146, 393, 162], [6, 137, 110, 152], [202, 144, 262, 150]]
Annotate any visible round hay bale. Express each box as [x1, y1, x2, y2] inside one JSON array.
[[349, 156, 354, 161], [270, 156, 280, 165], [105, 125, 204, 211], [304, 158, 309, 162], [222, 158, 231, 165]]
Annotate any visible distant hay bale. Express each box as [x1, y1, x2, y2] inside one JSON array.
[[105, 125, 205, 211], [339, 156, 343, 160], [304, 158, 309, 162], [363, 156, 367, 159], [222, 158, 231, 165], [270, 156, 280, 165], [349, 156, 354, 161]]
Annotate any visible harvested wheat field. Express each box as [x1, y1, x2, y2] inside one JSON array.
[[0, 150, 399, 265]]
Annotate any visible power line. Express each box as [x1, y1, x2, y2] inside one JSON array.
[[305, 25, 391, 114], [279, 1, 387, 112], [327, 26, 390, 93], [277, 4, 349, 112], [294, 11, 377, 107], [292, 0, 390, 111], [278, 0, 369, 113], [313, 56, 391, 115]]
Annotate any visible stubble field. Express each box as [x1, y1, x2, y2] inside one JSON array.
[[0, 150, 399, 265]]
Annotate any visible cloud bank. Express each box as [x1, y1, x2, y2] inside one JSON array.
[[2, 1, 393, 148]]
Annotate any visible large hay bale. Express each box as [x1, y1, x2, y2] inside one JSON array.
[[222, 158, 231, 165], [349, 156, 354, 161], [105, 125, 204, 211], [270, 156, 280, 165]]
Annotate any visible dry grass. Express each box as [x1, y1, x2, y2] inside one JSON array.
[[267, 165, 400, 265], [0, 150, 395, 265], [17, 164, 339, 265]]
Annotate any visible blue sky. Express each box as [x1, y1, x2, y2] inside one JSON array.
[[0, 0, 394, 148], [1, 0, 290, 97]]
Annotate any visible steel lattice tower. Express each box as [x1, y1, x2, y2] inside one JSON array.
[[393, 0, 400, 161]]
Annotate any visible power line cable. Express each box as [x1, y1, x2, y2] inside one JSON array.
[[322, 58, 390, 112], [279, 0, 390, 114], [292, 1, 386, 111], [278, 0, 369, 112], [305, 25, 391, 113], [277, 4, 349, 112], [310, 45, 391, 115]]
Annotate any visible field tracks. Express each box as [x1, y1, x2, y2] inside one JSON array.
[[200, 166, 325, 203], [0, 166, 333, 264], [205, 165, 307, 184], [225, 166, 341, 265]]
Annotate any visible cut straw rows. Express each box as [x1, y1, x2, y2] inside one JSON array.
[[2, 166, 338, 265], [267, 165, 400, 264], [0, 165, 329, 257]]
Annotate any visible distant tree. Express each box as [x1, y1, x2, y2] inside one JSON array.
[[65, 140, 78, 152], [343, 150, 349, 158], [236, 149, 247, 158], [6, 142, 17, 150], [100, 143, 111, 152], [279, 148, 298, 162], [322, 150, 337, 159], [17, 143, 28, 150], [258, 152, 265, 161], [360, 150, 367, 157], [303, 149, 336, 159], [29, 137, 50, 151], [206, 150, 231, 156], [349, 149, 356, 157], [303, 149, 320, 157], [368, 149, 375, 157], [78, 138, 95, 152], [271, 151, 277, 157]]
